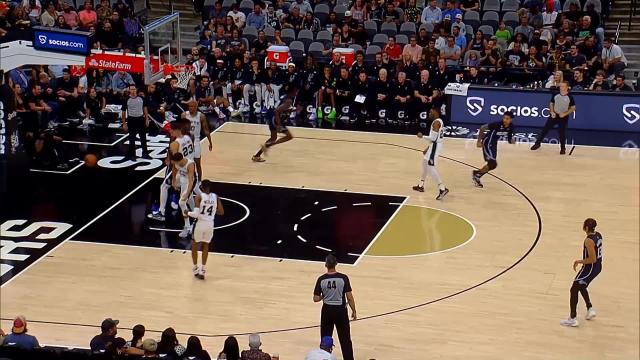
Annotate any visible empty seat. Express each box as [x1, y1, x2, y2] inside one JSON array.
[[281, 28, 296, 44], [399, 21, 416, 37], [419, 22, 434, 33], [364, 20, 378, 40], [365, 45, 382, 61], [349, 43, 363, 53], [222, 0, 234, 10], [314, 3, 330, 25], [563, 0, 580, 11], [478, 24, 495, 38], [481, 11, 499, 30], [297, 29, 314, 48], [483, 0, 500, 12], [372, 33, 389, 48], [243, 26, 258, 44], [308, 41, 325, 58], [289, 41, 305, 61], [264, 26, 275, 42], [334, 4, 348, 20], [316, 30, 332, 45], [381, 22, 397, 37], [501, 0, 520, 12], [396, 34, 408, 46], [502, 11, 519, 29], [466, 24, 474, 37], [464, 10, 480, 30], [584, 0, 602, 12], [239, 0, 254, 15]]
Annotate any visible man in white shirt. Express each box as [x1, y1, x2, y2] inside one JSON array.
[[601, 37, 627, 76], [229, 4, 246, 28], [542, 4, 557, 30], [305, 336, 337, 360]]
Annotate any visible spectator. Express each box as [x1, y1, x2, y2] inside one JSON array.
[[404, 0, 420, 23], [565, 44, 587, 70], [384, 36, 403, 61], [0, 328, 5, 345], [557, 19, 576, 43], [612, 74, 634, 91], [452, 25, 466, 52], [433, 30, 447, 50], [504, 41, 527, 68], [580, 36, 600, 73], [338, 23, 352, 45], [123, 10, 142, 48], [251, 30, 269, 58], [584, 3, 601, 29], [10, 6, 32, 31], [293, 0, 312, 16], [417, 27, 430, 46], [495, 22, 511, 43], [209, 1, 227, 25], [61, 2, 79, 28], [112, 0, 129, 15], [78, 1, 97, 30], [218, 336, 240, 360], [343, 10, 358, 29], [529, 7, 543, 29], [23, 0, 42, 23], [441, 35, 461, 66], [157, 327, 185, 358], [544, 70, 563, 89], [26, 84, 54, 129], [526, 46, 545, 69], [564, 2, 582, 22], [142, 338, 158, 358], [2, 315, 39, 349], [398, 53, 419, 79], [421, 0, 442, 25], [421, 38, 440, 63], [96, 0, 112, 22], [460, 0, 480, 12], [183, 336, 212, 360], [441, 14, 452, 34], [246, 4, 265, 30], [601, 38, 627, 76], [442, 0, 462, 22], [40, 2, 59, 27], [403, 35, 423, 63], [326, 12, 341, 32], [369, 0, 384, 22], [90, 318, 119, 352], [111, 70, 135, 96], [452, 14, 466, 37], [514, 15, 534, 41], [272, 29, 285, 45], [283, 6, 303, 31], [588, 70, 610, 91], [530, 30, 548, 52], [542, 3, 557, 29], [305, 336, 337, 360], [228, 4, 246, 29], [349, 0, 368, 23], [466, 66, 486, 84], [56, 67, 81, 120], [508, 32, 529, 53], [382, 2, 401, 25], [548, 47, 566, 71], [465, 51, 480, 67], [240, 334, 270, 360], [97, 20, 123, 49]]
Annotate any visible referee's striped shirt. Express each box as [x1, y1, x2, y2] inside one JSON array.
[[314, 273, 352, 306]]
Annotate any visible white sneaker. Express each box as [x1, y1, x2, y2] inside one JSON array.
[[560, 318, 579, 327], [192, 265, 199, 276], [197, 267, 206, 279], [586, 308, 596, 320], [178, 227, 190, 238]]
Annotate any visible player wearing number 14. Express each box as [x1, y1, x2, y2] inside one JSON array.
[[187, 180, 224, 279]]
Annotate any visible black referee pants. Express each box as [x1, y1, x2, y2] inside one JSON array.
[[534, 116, 568, 150], [126, 116, 148, 159], [321, 305, 354, 360]]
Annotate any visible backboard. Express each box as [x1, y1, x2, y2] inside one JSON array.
[[143, 12, 181, 85]]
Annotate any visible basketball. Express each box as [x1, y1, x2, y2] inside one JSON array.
[[84, 154, 98, 167]]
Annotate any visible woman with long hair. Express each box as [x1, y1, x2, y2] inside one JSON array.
[[350, 0, 368, 23], [544, 70, 563, 89], [217, 336, 239, 360], [467, 30, 487, 53], [157, 327, 184, 358], [184, 336, 212, 360], [507, 32, 529, 53]]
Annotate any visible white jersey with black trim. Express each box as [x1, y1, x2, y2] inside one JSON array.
[[429, 118, 445, 144], [176, 158, 195, 182], [197, 192, 218, 223], [185, 111, 202, 142], [176, 135, 195, 160]]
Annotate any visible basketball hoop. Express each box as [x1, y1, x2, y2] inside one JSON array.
[[163, 63, 195, 90]]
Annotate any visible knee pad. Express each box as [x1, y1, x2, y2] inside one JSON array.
[[487, 160, 497, 170]]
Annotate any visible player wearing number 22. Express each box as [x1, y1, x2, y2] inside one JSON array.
[[313, 255, 356, 360], [560, 218, 603, 327], [187, 180, 224, 279]]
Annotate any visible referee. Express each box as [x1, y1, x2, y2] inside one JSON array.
[[530, 81, 576, 155], [313, 254, 356, 360], [121, 84, 150, 160]]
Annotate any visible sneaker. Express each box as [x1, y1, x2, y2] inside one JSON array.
[[192, 265, 199, 277], [412, 185, 424, 192], [252, 155, 265, 162], [471, 171, 484, 188], [530, 143, 541, 150], [436, 188, 450, 200], [196, 268, 206, 280], [327, 109, 337, 120], [178, 227, 190, 238], [560, 148, 566, 155], [260, 105, 268, 114], [170, 194, 179, 210], [147, 212, 166, 221], [560, 318, 579, 327], [316, 108, 323, 119], [586, 308, 596, 320]]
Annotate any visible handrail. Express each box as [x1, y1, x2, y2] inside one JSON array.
[[615, 20, 621, 43]]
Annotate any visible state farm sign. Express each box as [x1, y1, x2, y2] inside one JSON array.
[[85, 53, 159, 73]]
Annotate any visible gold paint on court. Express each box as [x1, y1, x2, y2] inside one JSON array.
[[368, 205, 474, 256]]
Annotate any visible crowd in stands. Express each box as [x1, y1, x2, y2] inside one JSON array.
[[0, 316, 339, 360]]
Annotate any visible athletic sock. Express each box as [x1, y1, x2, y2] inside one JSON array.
[[419, 180, 425, 187], [184, 218, 191, 229], [438, 183, 446, 191]]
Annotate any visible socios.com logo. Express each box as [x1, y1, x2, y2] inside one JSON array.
[[466, 97, 484, 116], [622, 104, 640, 125], [38, 35, 47, 44]]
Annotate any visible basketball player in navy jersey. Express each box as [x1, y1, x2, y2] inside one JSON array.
[[472, 111, 516, 188], [561, 218, 603, 327], [251, 97, 295, 162]]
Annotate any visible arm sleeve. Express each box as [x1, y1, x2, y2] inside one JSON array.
[[568, 94, 576, 107], [313, 277, 322, 296], [508, 126, 514, 143], [343, 274, 352, 292], [121, 99, 128, 112], [550, 93, 556, 104]]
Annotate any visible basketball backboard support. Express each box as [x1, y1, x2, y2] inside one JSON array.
[[144, 12, 181, 85]]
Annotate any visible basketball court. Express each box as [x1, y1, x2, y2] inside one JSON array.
[[1, 121, 638, 359]]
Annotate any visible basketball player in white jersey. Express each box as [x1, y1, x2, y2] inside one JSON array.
[[181, 101, 213, 181], [170, 152, 198, 237], [412, 108, 449, 200], [148, 121, 194, 222], [187, 180, 224, 279]]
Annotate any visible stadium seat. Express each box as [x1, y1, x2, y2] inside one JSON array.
[[281, 28, 296, 44], [349, 43, 363, 53], [334, 5, 348, 20], [308, 41, 325, 58], [315, 3, 330, 25], [483, 0, 500, 12], [396, 34, 408, 46], [501, 0, 520, 12], [396, 7, 405, 20], [478, 24, 495, 38], [381, 22, 397, 37], [563, 0, 580, 11], [295, 29, 312, 49], [464, 10, 481, 30], [481, 11, 499, 30], [584, 0, 602, 12], [419, 22, 435, 33], [239, 0, 254, 15], [243, 26, 258, 44], [264, 26, 275, 42], [316, 30, 333, 46], [502, 11, 519, 29], [222, 0, 235, 10], [372, 33, 389, 48], [399, 22, 417, 37], [365, 45, 382, 61], [365, 20, 379, 40], [289, 41, 305, 61]]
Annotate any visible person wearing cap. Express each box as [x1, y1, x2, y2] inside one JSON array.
[[305, 336, 337, 360], [240, 334, 271, 360], [442, 0, 462, 22], [452, 13, 466, 37], [90, 318, 119, 352], [313, 254, 356, 360], [2, 315, 40, 349]]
